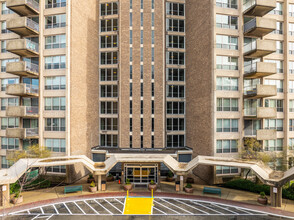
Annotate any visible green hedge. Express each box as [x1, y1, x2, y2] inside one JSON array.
[[222, 179, 294, 201], [10, 178, 51, 195]]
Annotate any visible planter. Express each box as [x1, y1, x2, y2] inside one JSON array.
[[89, 186, 97, 193], [166, 177, 175, 182], [184, 187, 194, 193], [123, 184, 133, 191], [257, 197, 268, 205], [12, 195, 23, 204], [87, 178, 95, 183], [148, 184, 157, 192], [106, 176, 114, 182]]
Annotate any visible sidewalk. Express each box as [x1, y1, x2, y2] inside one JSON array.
[[1, 181, 294, 215]]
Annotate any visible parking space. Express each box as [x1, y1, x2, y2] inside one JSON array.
[[1, 196, 289, 219]]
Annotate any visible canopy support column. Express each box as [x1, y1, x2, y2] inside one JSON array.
[[0, 184, 10, 207], [270, 186, 282, 207]]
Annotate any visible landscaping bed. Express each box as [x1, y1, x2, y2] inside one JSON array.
[[220, 179, 294, 201]]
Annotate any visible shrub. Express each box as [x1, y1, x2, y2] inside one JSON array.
[[90, 181, 96, 187], [185, 183, 192, 189], [126, 178, 131, 185], [150, 180, 155, 185], [10, 182, 20, 195], [260, 192, 266, 198], [107, 173, 113, 177], [88, 174, 93, 179], [167, 171, 174, 178]]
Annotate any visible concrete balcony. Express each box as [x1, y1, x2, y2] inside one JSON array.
[[244, 84, 277, 99], [244, 17, 276, 38], [244, 107, 277, 119], [243, 39, 276, 58], [7, 17, 39, 37], [6, 106, 39, 118], [244, 62, 276, 78], [6, 128, 38, 139], [7, 0, 39, 16], [256, 129, 277, 140], [243, 0, 276, 17], [6, 61, 39, 78], [6, 83, 39, 97], [7, 39, 39, 57]]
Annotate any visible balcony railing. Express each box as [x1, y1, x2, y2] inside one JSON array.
[[25, 39, 39, 53], [244, 63, 257, 75], [25, 106, 38, 115], [243, 0, 257, 12], [25, 62, 39, 74], [26, 0, 39, 11], [26, 128, 38, 137], [244, 18, 257, 33], [244, 107, 257, 116], [26, 84, 39, 94], [244, 40, 257, 54], [26, 18, 39, 32]]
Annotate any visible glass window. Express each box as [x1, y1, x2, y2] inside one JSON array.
[[45, 76, 66, 90], [216, 56, 238, 70], [45, 97, 66, 111], [167, 85, 185, 98], [45, 118, 66, 131], [216, 119, 238, 132], [166, 2, 185, 16], [45, 14, 66, 29], [166, 19, 185, 32], [167, 135, 185, 148], [45, 0, 66, 8], [217, 98, 238, 111], [100, 35, 118, 48], [45, 35, 66, 49], [216, 14, 238, 29], [216, 140, 238, 153], [100, 19, 118, 32], [216, 0, 237, 9], [45, 138, 66, 152], [45, 56, 66, 69], [166, 52, 185, 65], [216, 77, 238, 91], [100, 85, 118, 97], [100, 2, 118, 16]]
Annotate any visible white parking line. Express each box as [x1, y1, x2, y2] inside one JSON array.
[[84, 200, 100, 214], [153, 200, 180, 214], [176, 199, 210, 215], [73, 201, 86, 215], [94, 199, 113, 214], [192, 201, 224, 215], [104, 199, 123, 214], [160, 198, 194, 215], [62, 202, 72, 215]]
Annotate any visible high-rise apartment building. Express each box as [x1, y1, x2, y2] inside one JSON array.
[[0, 0, 293, 184]]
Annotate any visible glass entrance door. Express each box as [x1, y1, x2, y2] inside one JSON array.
[[124, 164, 158, 185]]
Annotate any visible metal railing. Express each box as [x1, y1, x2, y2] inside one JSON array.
[[216, 2, 238, 9], [25, 62, 39, 73], [243, 0, 256, 12], [244, 107, 257, 116], [25, 128, 38, 137], [26, 18, 39, 32], [244, 40, 257, 54], [26, 0, 39, 11], [244, 18, 256, 33], [25, 84, 39, 94], [244, 86, 257, 95], [244, 63, 257, 74], [216, 43, 238, 50], [25, 39, 39, 52], [25, 106, 38, 115]]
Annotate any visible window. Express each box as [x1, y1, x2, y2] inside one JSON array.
[[1, 78, 19, 91], [1, 138, 19, 150], [100, 118, 118, 131], [100, 2, 118, 16], [1, 41, 6, 53], [151, 135, 154, 148], [244, 120, 261, 136], [216, 166, 238, 175], [289, 138, 294, 150], [216, 14, 238, 29], [167, 135, 185, 148], [100, 85, 118, 97], [275, 41, 283, 54], [130, 100, 132, 114], [130, 83, 132, 96], [45, 97, 65, 111], [100, 35, 118, 48], [45, 139, 65, 152], [100, 19, 118, 32], [140, 48, 143, 62], [166, 52, 185, 65], [265, 119, 283, 131], [152, 0, 154, 9], [130, 30, 132, 44], [140, 101, 143, 114], [101, 102, 118, 115], [151, 30, 154, 44], [130, 48, 133, 62], [45, 76, 66, 90], [46, 166, 66, 173], [45, 14, 66, 29], [151, 83, 154, 97], [1, 98, 19, 111], [167, 35, 185, 49], [290, 61, 294, 74], [166, 3, 185, 16], [141, 13, 143, 26], [290, 119, 294, 131], [140, 118, 143, 132], [290, 81, 294, 93], [216, 35, 238, 50], [45, 118, 66, 131], [1, 59, 19, 72], [217, 98, 238, 111], [45, 35, 66, 49], [216, 56, 238, 70], [130, 118, 132, 131], [152, 118, 154, 132], [100, 68, 118, 81], [1, 21, 11, 34], [151, 13, 154, 27], [100, 134, 118, 147], [166, 118, 185, 131], [216, 140, 238, 153], [141, 0, 143, 9], [216, 119, 238, 132], [265, 59, 283, 73], [1, 156, 10, 169], [265, 99, 283, 112], [141, 136, 143, 148], [167, 85, 185, 98], [290, 100, 294, 112], [1, 2, 13, 14], [100, 52, 118, 65], [265, 79, 283, 93], [167, 102, 185, 114], [166, 19, 185, 32], [1, 117, 19, 130], [290, 42, 294, 54], [140, 83, 143, 97], [269, 2, 283, 15], [264, 139, 283, 152], [45, 56, 66, 69], [273, 22, 283, 34], [216, 0, 237, 9], [290, 4, 294, 17], [152, 100, 154, 114], [130, 135, 132, 148], [45, 0, 66, 8], [216, 77, 238, 91], [167, 69, 185, 81]]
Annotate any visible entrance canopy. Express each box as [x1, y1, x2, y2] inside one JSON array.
[[0, 153, 294, 187]]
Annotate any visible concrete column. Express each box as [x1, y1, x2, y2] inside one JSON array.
[[270, 186, 282, 207], [65, 165, 72, 184], [98, 175, 102, 191], [0, 184, 10, 207], [180, 176, 184, 191]]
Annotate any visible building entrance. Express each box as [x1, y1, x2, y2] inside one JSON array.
[[124, 164, 158, 186]]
